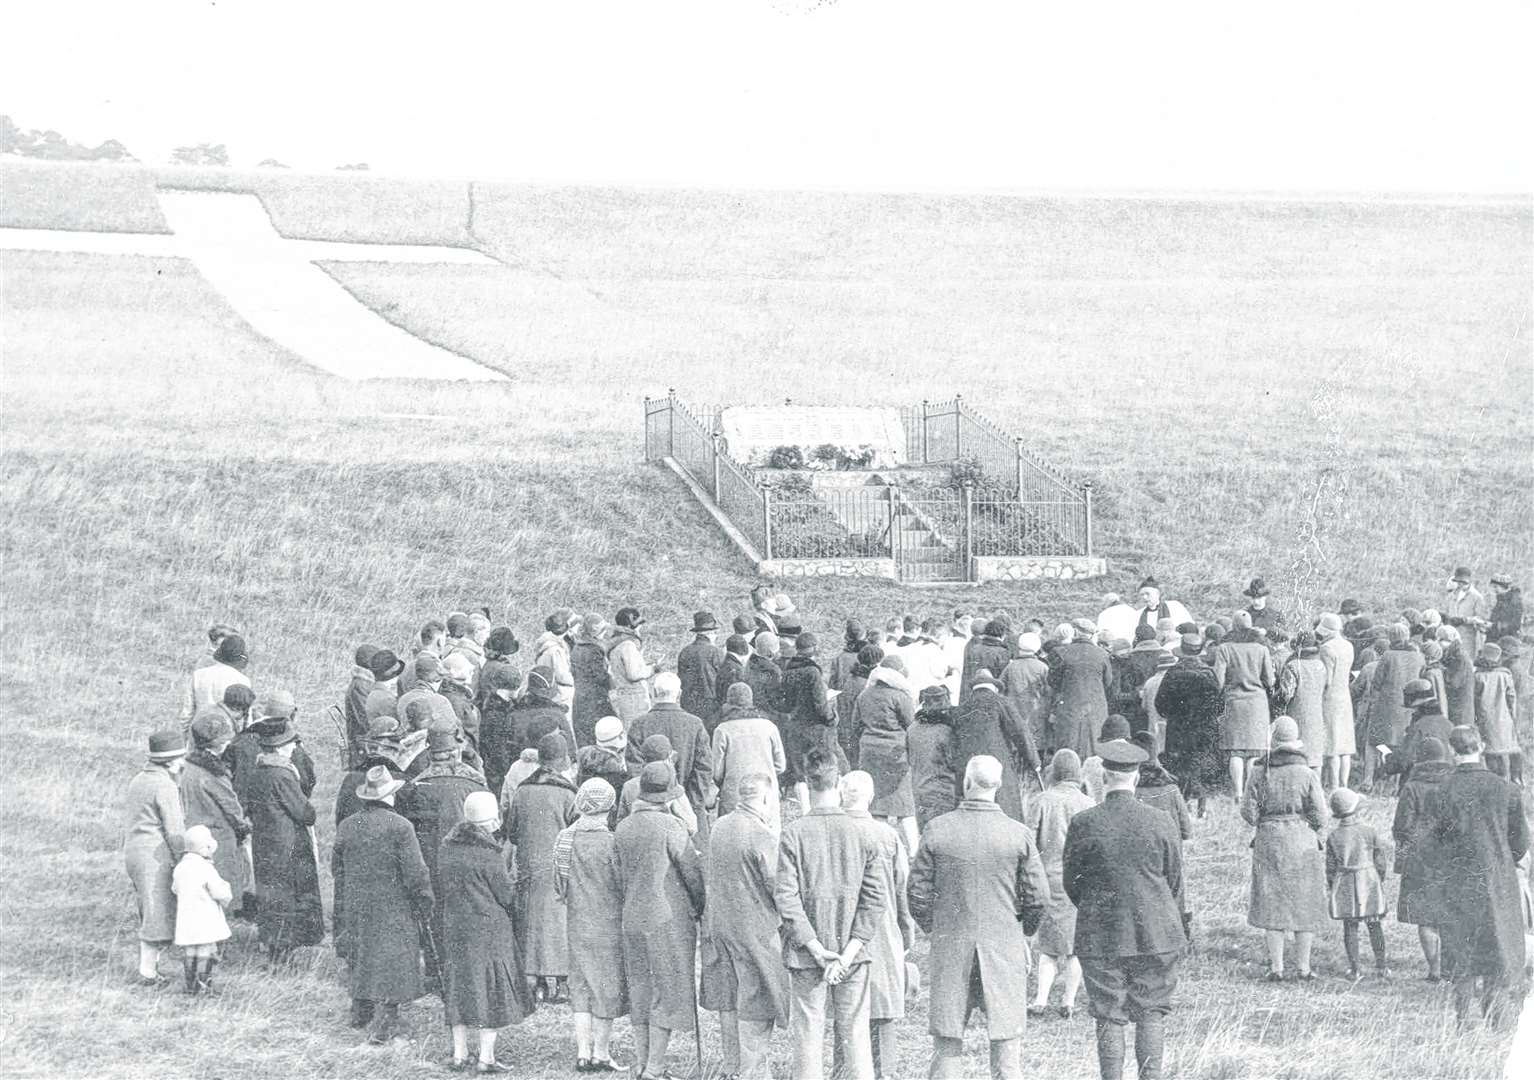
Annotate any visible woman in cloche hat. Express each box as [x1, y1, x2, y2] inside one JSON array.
[[123, 730, 189, 984]]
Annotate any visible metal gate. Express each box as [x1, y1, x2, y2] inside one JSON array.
[[890, 486, 969, 583]]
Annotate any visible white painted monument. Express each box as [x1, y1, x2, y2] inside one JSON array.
[[718, 405, 906, 467]]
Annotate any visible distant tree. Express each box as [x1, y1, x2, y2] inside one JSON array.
[[335, 162, 371, 171], [170, 143, 229, 166], [87, 139, 136, 162], [256, 158, 290, 168], [0, 115, 20, 154], [0, 115, 137, 161]]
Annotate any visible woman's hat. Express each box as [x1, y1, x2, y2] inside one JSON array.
[[1329, 787, 1361, 817], [427, 720, 459, 756], [1018, 632, 1042, 655], [1243, 577, 1270, 598], [638, 760, 682, 803], [148, 729, 187, 762], [525, 665, 556, 695], [367, 648, 405, 681], [189, 710, 233, 749], [732, 614, 756, 636], [1489, 574, 1513, 588], [255, 689, 297, 723], [538, 731, 570, 768], [594, 716, 626, 750], [1479, 642, 1503, 663], [1420, 640, 1444, 664], [184, 824, 218, 856], [545, 609, 576, 633], [486, 627, 520, 657], [1178, 631, 1202, 655], [692, 611, 719, 633], [1049, 748, 1082, 783], [918, 685, 951, 709], [214, 634, 249, 665], [970, 668, 1000, 692], [1294, 630, 1318, 655], [463, 791, 499, 826], [1498, 635, 1523, 658], [1101, 714, 1132, 742], [259, 725, 299, 750], [616, 606, 645, 629], [356, 765, 404, 802], [1339, 599, 1363, 616], [724, 683, 754, 709], [1271, 715, 1302, 749], [574, 778, 617, 818], [641, 733, 675, 763], [354, 643, 380, 669], [1402, 679, 1437, 709], [1131, 730, 1159, 765], [1315, 613, 1343, 637], [1419, 736, 1449, 763], [794, 631, 819, 656], [441, 653, 475, 684]]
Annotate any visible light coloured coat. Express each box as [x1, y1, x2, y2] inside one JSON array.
[[173, 850, 233, 946]]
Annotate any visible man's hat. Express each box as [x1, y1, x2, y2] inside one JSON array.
[[1243, 577, 1270, 599], [427, 720, 459, 756], [259, 724, 299, 750], [537, 731, 570, 767], [486, 627, 520, 657], [732, 614, 756, 635], [638, 761, 681, 803], [1402, 679, 1437, 710], [148, 729, 187, 762], [356, 765, 404, 802], [692, 611, 719, 633], [354, 644, 380, 670], [1339, 599, 1363, 616], [1452, 566, 1473, 584], [1489, 574, 1513, 589], [1098, 739, 1148, 772], [255, 689, 297, 722], [367, 648, 405, 681], [724, 683, 754, 709], [1071, 617, 1097, 637], [775, 616, 802, 637]]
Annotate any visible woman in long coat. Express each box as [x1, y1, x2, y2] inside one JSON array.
[[835, 646, 881, 769], [1438, 628, 1476, 728], [555, 779, 628, 1072], [439, 791, 535, 1070], [1391, 736, 1452, 981], [1001, 633, 1052, 750], [852, 657, 919, 852], [1212, 618, 1276, 799], [123, 730, 188, 984], [331, 767, 435, 1041], [570, 619, 615, 748], [615, 763, 707, 1079], [179, 712, 251, 915], [246, 727, 324, 959], [506, 735, 578, 1002], [780, 636, 838, 785], [1024, 749, 1094, 1016], [954, 674, 1040, 823], [1276, 632, 1327, 770], [1316, 615, 1357, 789], [1240, 717, 1329, 980], [1047, 630, 1112, 758], [908, 685, 958, 830]]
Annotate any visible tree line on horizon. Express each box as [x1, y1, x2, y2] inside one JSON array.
[[1, 115, 367, 171]]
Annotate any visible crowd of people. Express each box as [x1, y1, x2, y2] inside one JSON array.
[[122, 570, 1533, 1079]]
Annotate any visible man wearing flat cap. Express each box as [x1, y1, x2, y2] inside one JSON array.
[[1063, 739, 1186, 1080], [678, 611, 725, 725]]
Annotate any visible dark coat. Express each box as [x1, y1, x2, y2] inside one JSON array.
[[179, 750, 251, 904], [1155, 658, 1224, 796], [1367, 644, 1426, 745], [743, 654, 786, 719], [615, 803, 706, 1030], [910, 800, 1050, 1040], [570, 635, 614, 744], [960, 635, 1011, 702], [952, 688, 1039, 821], [1134, 766, 1192, 913], [1390, 759, 1452, 925], [438, 822, 535, 1027], [625, 702, 714, 815], [1488, 587, 1524, 642], [714, 654, 750, 726], [478, 694, 521, 799], [1442, 644, 1476, 728], [1062, 790, 1186, 957], [1048, 642, 1113, 756], [1247, 605, 1285, 631], [1381, 710, 1453, 781], [780, 655, 838, 785], [334, 756, 408, 829], [441, 680, 481, 747], [575, 744, 630, 823], [828, 646, 860, 692], [1000, 655, 1052, 748], [229, 732, 316, 806], [1431, 763, 1530, 979], [556, 826, 628, 1019], [834, 671, 869, 769], [344, 672, 373, 768], [406, 761, 488, 896], [851, 670, 918, 818], [908, 708, 958, 828], [332, 801, 434, 1003], [510, 695, 579, 764], [507, 769, 578, 976], [677, 636, 725, 724], [1114, 644, 1166, 735], [246, 757, 323, 950]]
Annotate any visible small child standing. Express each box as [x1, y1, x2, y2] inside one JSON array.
[[172, 824, 233, 994], [1325, 788, 1392, 980]]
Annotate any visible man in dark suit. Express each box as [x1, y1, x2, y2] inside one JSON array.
[[677, 611, 724, 725], [1063, 740, 1186, 1080]]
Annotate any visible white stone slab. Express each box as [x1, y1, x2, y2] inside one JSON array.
[[719, 405, 905, 467]]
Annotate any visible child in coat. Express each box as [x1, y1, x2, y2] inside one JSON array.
[[173, 824, 233, 993], [1325, 788, 1391, 980]]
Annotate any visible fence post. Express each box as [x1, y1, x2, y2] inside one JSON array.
[[711, 434, 722, 499], [962, 481, 974, 581], [1014, 437, 1024, 497], [954, 394, 963, 458], [1083, 481, 1095, 557], [667, 387, 676, 459], [920, 400, 929, 463], [888, 483, 900, 560], [761, 483, 773, 562]]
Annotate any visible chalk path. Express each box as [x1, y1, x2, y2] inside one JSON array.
[[0, 190, 505, 382]]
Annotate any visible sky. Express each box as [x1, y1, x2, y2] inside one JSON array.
[[3, 0, 1531, 193]]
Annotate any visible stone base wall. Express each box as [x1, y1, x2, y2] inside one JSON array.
[[973, 556, 1108, 582], [758, 557, 897, 580]]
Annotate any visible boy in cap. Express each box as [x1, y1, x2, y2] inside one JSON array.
[[1063, 738, 1186, 1080]]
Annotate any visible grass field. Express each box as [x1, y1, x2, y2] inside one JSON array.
[[0, 161, 1530, 1078]]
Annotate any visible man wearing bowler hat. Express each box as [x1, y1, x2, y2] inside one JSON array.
[[1242, 578, 1284, 631], [678, 611, 725, 726], [1063, 739, 1186, 1080], [1443, 566, 1490, 660]]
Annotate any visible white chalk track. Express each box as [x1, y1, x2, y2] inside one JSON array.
[[0, 190, 506, 382]]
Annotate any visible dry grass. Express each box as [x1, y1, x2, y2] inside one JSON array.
[[1, 164, 1530, 1077]]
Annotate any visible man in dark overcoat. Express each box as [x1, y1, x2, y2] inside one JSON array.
[[1432, 726, 1530, 1029], [715, 635, 752, 729], [960, 620, 1012, 703], [1048, 626, 1113, 759], [677, 611, 724, 725], [332, 766, 435, 1043], [700, 772, 787, 1079], [774, 749, 886, 1080], [1063, 740, 1186, 1080], [744, 632, 787, 724], [909, 755, 1050, 1080], [1153, 634, 1224, 814], [625, 672, 714, 834], [951, 670, 1039, 821]]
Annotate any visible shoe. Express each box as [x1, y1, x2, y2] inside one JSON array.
[[575, 1060, 592, 1074], [1059, 1005, 1074, 1019], [476, 1062, 510, 1075], [1346, 967, 1361, 982], [588, 1062, 630, 1074], [135, 973, 170, 988], [1026, 1004, 1048, 1018], [1265, 971, 1283, 983], [443, 1053, 471, 1072], [1296, 970, 1316, 982]]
